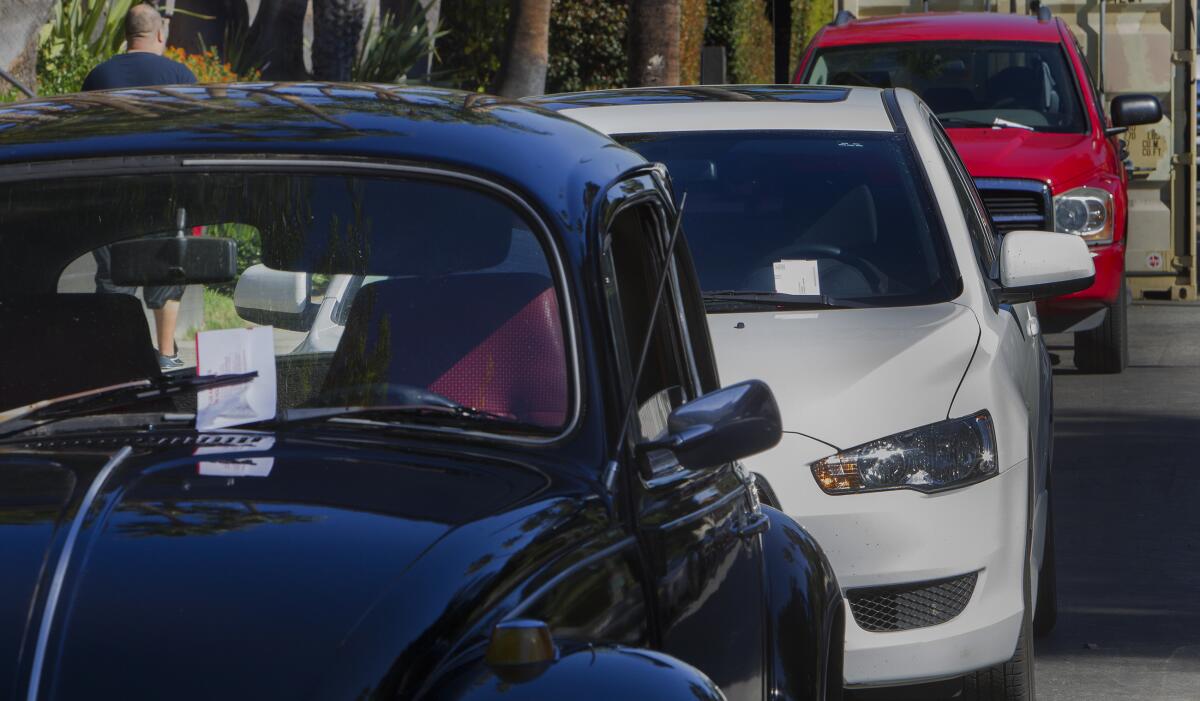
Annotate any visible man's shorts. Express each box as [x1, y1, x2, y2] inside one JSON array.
[[93, 247, 185, 310]]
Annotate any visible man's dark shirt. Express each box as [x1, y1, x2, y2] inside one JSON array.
[[81, 52, 196, 91], [83, 51, 195, 303]]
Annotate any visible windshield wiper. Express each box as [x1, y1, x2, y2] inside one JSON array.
[[992, 117, 1035, 131], [0, 372, 258, 431], [702, 291, 866, 310], [258, 383, 537, 432], [938, 116, 994, 128]]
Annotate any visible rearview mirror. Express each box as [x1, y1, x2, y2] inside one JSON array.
[[638, 380, 782, 472], [109, 236, 237, 285], [233, 264, 317, 332], [998, 231, 1095, 304], [1110, 94, 1162, 129]]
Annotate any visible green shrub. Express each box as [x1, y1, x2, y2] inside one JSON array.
[[546, 0, 627, 93], [37, 0, 135, 95], [187, 288, 244, 339], [437, 0, 628, 94], [435, 0, 508, 92], [707, 0, 773, 84], [37, 41, 103, 95]]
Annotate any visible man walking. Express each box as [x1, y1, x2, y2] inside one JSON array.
[[83, 3, 195, 90], [83, 3, 196, 371]]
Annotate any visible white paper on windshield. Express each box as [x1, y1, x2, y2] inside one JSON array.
[[195, 435, 275, 477], [772, 259, 821, 296], [195, 326, 277, 431]]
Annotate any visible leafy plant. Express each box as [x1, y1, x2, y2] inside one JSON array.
[[437, 0, 629, 93], [546, 0, 627, 93], [352, 5, 445, 84], [165, 44, 261, 82], [40, 0, 137, 63]]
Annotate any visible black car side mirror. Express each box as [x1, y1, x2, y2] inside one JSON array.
[[638, 380, 782, 472], [109, 236, 238, 286], [1108, 94, 1162, 133]]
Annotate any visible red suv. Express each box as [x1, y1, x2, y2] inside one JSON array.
[[796, 11, 1162, 372]]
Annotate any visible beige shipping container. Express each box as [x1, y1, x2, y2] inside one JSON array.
[[832, 0, 1198, 300]]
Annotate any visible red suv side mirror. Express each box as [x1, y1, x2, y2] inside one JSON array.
[[1110, 94, 1163, 129]]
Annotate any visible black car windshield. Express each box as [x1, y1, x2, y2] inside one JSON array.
[[0, 170, 571, 434], [617, 131, 960, 308], [805, 41, 1088, 133]]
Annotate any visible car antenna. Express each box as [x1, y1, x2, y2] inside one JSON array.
[[610, 192, 688, 462]]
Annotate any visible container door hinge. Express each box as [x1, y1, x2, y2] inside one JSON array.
[[1172, 153, 1195, 166], [1172, 50, 1194, 65]]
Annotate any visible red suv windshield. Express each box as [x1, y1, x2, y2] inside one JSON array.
[[805, 41, 1088, 133]]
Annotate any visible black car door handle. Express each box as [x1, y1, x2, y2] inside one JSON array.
[[730, 511, 770, 539]]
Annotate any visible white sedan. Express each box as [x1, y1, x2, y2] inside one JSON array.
[[531, 85, 1094, 699]]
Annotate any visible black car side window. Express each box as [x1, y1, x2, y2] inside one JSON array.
[[601, 201, 695, 443], [927, 114, 999, 281]]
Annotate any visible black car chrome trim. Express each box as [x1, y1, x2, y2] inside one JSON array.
[[26, 445, 132, 701], [23, 157, 583, 447]]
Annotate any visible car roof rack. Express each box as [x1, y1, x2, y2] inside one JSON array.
[[833, 10, 856, 26], [1030, 0, 1052, 21]]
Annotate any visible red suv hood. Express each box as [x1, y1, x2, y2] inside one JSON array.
[[947, 128, 1102, 193]]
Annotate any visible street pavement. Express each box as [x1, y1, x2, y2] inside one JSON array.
[[1036, 303, 1200, 700]]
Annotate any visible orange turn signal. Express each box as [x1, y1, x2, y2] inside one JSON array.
[[484, 619, 558, 668]]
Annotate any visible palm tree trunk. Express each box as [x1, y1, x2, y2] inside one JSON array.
[[313, 0, 367, 81], [629, 0, 681, 87], [494, 0, 552, 98]]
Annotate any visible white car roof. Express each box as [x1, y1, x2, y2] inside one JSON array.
[[538, 85, 894, 135]]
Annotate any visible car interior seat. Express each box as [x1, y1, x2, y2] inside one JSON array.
[[319, 273, 568, 428], [0, 293, 161, 410], [922, 87, 978, 115], [986, 66, 1043, 110]]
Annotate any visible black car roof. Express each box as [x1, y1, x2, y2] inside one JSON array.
[[0, 82, 648, 236], [528, 84, 851, 111]]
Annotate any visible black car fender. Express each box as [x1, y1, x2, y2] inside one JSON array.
[[424, 645, 726, 701], [760, 505, 845, 701]]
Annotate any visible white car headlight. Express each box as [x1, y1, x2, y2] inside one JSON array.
[[1053, 186, 1113, 244], [811, 412, 998, 495]]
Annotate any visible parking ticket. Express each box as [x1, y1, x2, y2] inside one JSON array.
[[772, 259, 821, 296], [195, 326, 277, 430]]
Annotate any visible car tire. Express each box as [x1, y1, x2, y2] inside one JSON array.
[[962, 613, 1036, 700], [1074, 277, 1128, 374]]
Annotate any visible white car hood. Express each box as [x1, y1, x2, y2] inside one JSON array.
[[707, 302, 980, 450]]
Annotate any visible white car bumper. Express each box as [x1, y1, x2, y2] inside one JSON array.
[[750, 433, 1029, 687]]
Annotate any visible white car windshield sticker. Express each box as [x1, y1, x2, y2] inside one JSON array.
[[772, 259, 821, 296], [196, 326, 278, 430]]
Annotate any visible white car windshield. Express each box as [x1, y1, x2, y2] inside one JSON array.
[[617, 131, 961, 308]]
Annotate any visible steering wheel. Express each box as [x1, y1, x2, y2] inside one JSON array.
[[745, 242, 885, 292]]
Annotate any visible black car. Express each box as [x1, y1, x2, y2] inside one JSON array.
[[0, 84, 843, 701]]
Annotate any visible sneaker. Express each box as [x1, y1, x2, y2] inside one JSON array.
[[158, 352, 185, 372]]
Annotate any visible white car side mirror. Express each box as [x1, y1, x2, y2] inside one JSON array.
[[998, 231, 1096, 304], [233, 264, 316, 331]]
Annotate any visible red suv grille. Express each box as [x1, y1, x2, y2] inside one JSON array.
[[975, 178, 1052, 234]]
